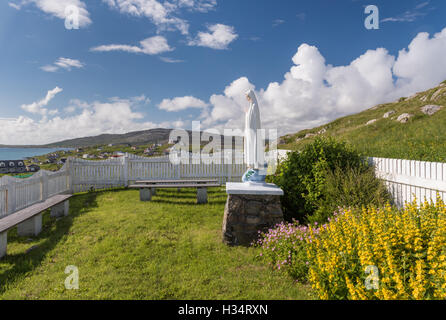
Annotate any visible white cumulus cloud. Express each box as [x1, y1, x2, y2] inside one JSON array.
[[159, 96, 208, 111], [188, 24, 238, 50], [102, 0, 217, 35], [91, 36, 173, 55], [10, 0, 91, 27], [21, 87, 63, 116], [41, 57, 84, 72], [3, 97, 161, 145], [197, 27, 446, 135]]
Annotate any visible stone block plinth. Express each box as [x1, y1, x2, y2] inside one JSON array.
[[222, 182, 284, 246]]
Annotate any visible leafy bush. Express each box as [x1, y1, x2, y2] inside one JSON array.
[[255, 222, 309, 282], [306, 199, 446, 300], [307, 165, 391, 224], [268, 137, 365, 222]]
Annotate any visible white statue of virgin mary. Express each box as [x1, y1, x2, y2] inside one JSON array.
[[242, 90, 266, 182]]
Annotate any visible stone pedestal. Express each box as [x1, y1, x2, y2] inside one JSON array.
[[222, 182, 284, 246]]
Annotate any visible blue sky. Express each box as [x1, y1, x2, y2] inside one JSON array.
[[1, 0, 446, 144]]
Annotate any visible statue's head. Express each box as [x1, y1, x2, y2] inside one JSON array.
[[245, 89, 256, 103]]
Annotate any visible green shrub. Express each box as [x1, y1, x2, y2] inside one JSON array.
[[307, 165, 391, 224], [268, 137, 365, 222]]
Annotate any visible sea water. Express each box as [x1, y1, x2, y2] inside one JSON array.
[[0, 148, 72, 160]]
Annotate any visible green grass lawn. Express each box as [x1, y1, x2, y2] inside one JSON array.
[[0, 188, 313, 300]]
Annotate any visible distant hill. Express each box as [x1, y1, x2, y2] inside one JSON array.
[[41, 128, 175, 148], [1, 128, 240, 149], [0, 128, 177, 148], [278, 80, 446, 162]]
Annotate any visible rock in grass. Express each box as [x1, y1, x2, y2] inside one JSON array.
[[421, 105, 443, 116], [407, 93, 419, 100], [431, 89, 445, 101], [366, 119, 377, 125], [26, 245, 40, 254], [304, 133, 316, 139], [383, 110, 395, 118], [397, 113, 413, 123]]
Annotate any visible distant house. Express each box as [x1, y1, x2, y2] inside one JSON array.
[[168, 137, 179, 145], [47, 156, 58, 164], [144, 148, 154, 156], [114, 151, 125, 157], [27, 164, 40, 173], [0, 160, 27, 174]]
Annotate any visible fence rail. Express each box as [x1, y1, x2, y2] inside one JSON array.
[[2, 154, 446, 218]]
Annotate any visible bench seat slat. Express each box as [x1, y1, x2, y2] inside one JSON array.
[[129, 184, 220, 189], [0, 194, 72, 233], [135, 179, 218, 184]]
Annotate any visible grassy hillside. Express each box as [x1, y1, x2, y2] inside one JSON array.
[[279, 81, 446, 162]]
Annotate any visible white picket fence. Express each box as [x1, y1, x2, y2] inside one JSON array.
[[69, 154, 248, 193], [0, 164, 71, 218], [2, 154, 446, 219], [369, 157, 446, 207]]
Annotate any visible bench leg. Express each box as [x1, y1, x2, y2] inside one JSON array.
[[140, 188, 152, 201], [197, 187, 208, 204], [51, 200, 70, 218], [17, 213, 43, 237], [0, 231, 7, 259], [151, 188, 156, 196]]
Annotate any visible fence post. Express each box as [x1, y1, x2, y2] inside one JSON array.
[[41, 171, 48, 201], [66, 158, 72, 193], [123, 155, 129, 187], [6, 180, 16, 215], [176, 164, 180, 180]]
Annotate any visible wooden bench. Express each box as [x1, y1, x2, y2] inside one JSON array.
[[0, 194, 72, 259], [129, 180, 220, 204], [133, 179, 218, 196]]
